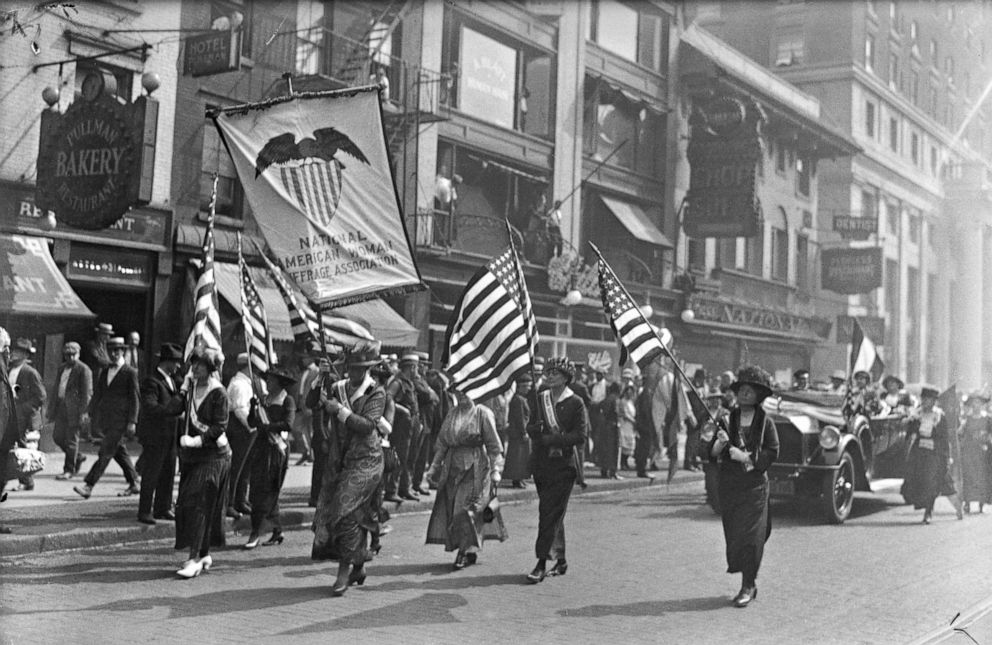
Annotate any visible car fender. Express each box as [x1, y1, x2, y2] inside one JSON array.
[[821, 434, 870, 491]]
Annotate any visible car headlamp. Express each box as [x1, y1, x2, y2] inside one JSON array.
[[819, 425, 841, 450]]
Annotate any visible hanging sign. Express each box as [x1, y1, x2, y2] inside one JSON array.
[[821, 247, 883, 294]]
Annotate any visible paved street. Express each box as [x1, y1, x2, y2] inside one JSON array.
[[1, 478, 990, 645]]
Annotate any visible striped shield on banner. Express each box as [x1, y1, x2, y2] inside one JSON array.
[[279, 161, 342, 228]]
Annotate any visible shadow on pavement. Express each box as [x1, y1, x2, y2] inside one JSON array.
[[278, 592, 468, 634], [557, 595, 730, 617], [0, 560, 170, 586], [362, 572, 527, 593]]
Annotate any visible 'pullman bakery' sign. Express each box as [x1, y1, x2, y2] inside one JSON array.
[[685, 95, 765, 238], [821, 247, 883, 294]]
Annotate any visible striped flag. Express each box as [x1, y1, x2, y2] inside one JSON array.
[[238, 234, 275, 373], [254, 241, 372, 351], [849, 317, 885, 380], [443, 246, 538, 403], [596, 255, 670, 369], [184, 176, 224, 362]]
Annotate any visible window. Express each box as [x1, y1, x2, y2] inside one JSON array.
[[865, 34, 876, 71], [946, 56, 955, 83], [776, 140, 787, 174], [928, 82, 938, 118], [910, 70, 920, 105], [884, 258, 900, 333], [866, 0, 877, 16], [686, 237, 705, 271], [929, 39, 938, 65], [200, 116, 243, 218], [775, 30, 805, 66], [772, 219, 789, 282], [908, 211, 921, 243], [889, 53, 899, 89], [886, 201, 899, 235], [861, 188, 878, 220], [745, 229, 763, 276], [909, 20, 918, 40], [589, 0, 670, 72], [718, 238, 736, 269], [930, 146, 939, 175], [796, 156, 810, 196], [211, 0, 251, 58], [73, 60, 133, 102], [295, 0, 327, 76], [889, 1, 896, 23], [946, 3, 955, 23], [889, 116, 899, 152], [910, 132, 920, 165], [583, 78, 665, 176], [795, 233, 809, 290], [865, 100, 877, 138]]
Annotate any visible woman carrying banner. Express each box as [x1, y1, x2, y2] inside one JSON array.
[[174, 348, 231, 579], [243, 367, 297, 549], [707, 365, 779, 608], [309, 341, 385, 596], [425, 386, 507, 569], [524, 357, 588, 583]]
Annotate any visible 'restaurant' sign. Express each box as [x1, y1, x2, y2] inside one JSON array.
[[833, 215, 877, 240], [183, 29, 242, 77], [685, 95, 765, 238], [821, 247, 883, 294]]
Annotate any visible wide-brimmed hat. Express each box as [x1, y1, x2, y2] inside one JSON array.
[[12, 338, 35, 354], [621, 367, 635, 379], [830, 369, 846, 381], [919, 384, 941, 400], [964, 390, 990, 404], [729, 365, 774, 401], [106, 337, 126, 349], [415, 350, 429, 362], [399, 351, 420, 366], [793, 369, 810, 379], [345, 340, 382, 367], [94, 322, 114, 335], [882, 374, 905, 390], [853, 369, 871, 381], [264, 366, 298, 388], [545, 357, 575, 383], [190, 347, 223, 372], [157, 343, 183, 362]]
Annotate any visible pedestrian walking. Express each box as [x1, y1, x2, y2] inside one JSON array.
[[598, 382, 624, 479], [504, 373, 533, 488], [50, 342, 92, 480], [958, 391, 992, 514], [73, 337, 141, 500], [707, 365, 779, 608], [174, 348, 231, 579], [0, 327, 19, 534], [425, 387, 507, 569], [525, 357, 588, 583], [618, 384, 637, 470], [293, 348, 320, 465], [387, 352, 423, 501], [243, 367, 296, 549], [309, 341, 385, 596], [135, 343, 185, 525], [901, 385, 964, 523], [9, 338, 46, 491]]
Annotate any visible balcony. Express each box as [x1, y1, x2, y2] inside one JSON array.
[[409, 209, 554, 266]]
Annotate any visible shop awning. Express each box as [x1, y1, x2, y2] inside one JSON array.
[[212, 262, 419, 347], [599, 196, 673, 248], [0, 234, 95, 322]]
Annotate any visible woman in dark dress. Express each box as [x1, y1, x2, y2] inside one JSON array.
[[174, 348, 231, 579], [598, 382, 622, 479], [244, 367, 297, 549], [901, 385, 964, 523], [707, 365, 779, 608], [504, 373, 533, 488], [309, 341, 385, 596], [959, 391, 992, 513], [525, 357, 588, 583]]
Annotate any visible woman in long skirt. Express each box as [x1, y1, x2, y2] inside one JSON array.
[[309, 341, 385, 596], [425, 388, 507, 569], [707, 365, 779, 608], [174, 348, 231, 579], [244, 368, 296, 549], [959, 391, 992, 513], [901, 385, 964, 523], [524, 357, 588, 583], [504, 373, 533, 488], [598, 382, 625, 479]]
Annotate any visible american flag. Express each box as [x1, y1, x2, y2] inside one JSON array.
[[254, 241, 372, 352], [238, 234, 275, 373], [597, 255, 671, 369], [184, 176, 224, 362], [443, 246, 538, 403]]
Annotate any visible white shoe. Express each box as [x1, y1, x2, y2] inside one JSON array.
[[198, 555, 213, 571], [176, 559, 203, 579]]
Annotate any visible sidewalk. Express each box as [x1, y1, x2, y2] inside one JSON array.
[[0, 441, 702, 558]]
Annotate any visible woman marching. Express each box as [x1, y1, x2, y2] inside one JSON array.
[[174, 348, 231, 579], [309, 340, 386, 596], [707, 365, 779, 608], [243, 367, 297, 549], [525, 357, 588, 583], [901, 385, 964, 523], [425, 386, 507, 569], [959, 391, 992, 514], [504, 373, 533, 489]]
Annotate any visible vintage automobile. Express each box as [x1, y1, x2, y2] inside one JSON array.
[[699, 390, 909, 523]]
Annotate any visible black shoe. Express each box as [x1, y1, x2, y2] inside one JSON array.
[[511, 481, 526, 489], [384, 493, 404, 504], [636, 471, 655, 479], [413, 486, 430, 496], [526, 565, 546, 583], [235, 503, 252, 515], [154, 510, 176, 521], [453, 552, 467, 570], [295, 453, 312, 466], [348, 566, 367, 586], [548, 560, 568, 576], [262, 530, 284, 546], [733, 586, 757, 608], [226, 508, 242, 520], [137, 513, 156, 525], [465, 552, 478, 565], [399, 491, 418, 501]]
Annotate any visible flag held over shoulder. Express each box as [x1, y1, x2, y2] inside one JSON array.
[[213, 87, 423, 308], [443, 246, 538, 403]]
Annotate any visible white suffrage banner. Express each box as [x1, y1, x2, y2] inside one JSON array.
[[214, 87, 423, 307]]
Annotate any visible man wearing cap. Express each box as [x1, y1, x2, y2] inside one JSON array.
[[135, 343, 185, 524], [410, 350, 440, 495], [791, 369, 811, 392], [0, 327, 19, 532], [9, 338, 46, 491], [73, 337, 141, 499], [828, 370, 847, 394], [85, 323, 114, 376], [388, 351, 424, 500], [226, 352, 260, 517], [50, 341, 92, 480]]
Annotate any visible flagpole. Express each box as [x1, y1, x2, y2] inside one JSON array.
[[588, 241, 721, 430], [556, 139, 628, 210]]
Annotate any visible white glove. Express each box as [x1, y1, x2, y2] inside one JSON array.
[[179, 434, 203, 449], [491, 471, 502, 484], [728, 446, 749, 463]]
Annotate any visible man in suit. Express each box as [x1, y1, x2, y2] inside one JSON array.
[[83, 322, 114, 442], [136, 343, 184, 525], [73, 337, 141, 499], [0, 328, 19, 532], [51, 342, 93, 480], [9, 338, 46, 491]]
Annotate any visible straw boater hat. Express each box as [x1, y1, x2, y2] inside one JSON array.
[[729, 365, 774, 401], [346, 340, 382, 367], [12, 338, 35, 355], [95, 322, 114, 335], [882, 374, 905, 390], [533, 356, 545, 373], [830, 369, 846, 381], [106, 337, 126, 349], [964, 389, 990, 404], [399, 351, 420, 366]]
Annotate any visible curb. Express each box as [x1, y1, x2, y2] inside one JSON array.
[[0, 471, 702, 558], [907, 595, 992, 645]]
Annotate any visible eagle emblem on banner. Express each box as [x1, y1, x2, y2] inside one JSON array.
[[254, 127, 370, 227]]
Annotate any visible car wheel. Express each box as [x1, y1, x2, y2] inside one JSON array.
[[822, 451, 855, 524]]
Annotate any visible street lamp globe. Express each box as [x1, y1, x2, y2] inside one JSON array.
[[680, 308, 695, 323], [141, 72, 161, 96], [640, 304, 654, 319], [562, 289, 583, 306], [41, 86, 59, 107]]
